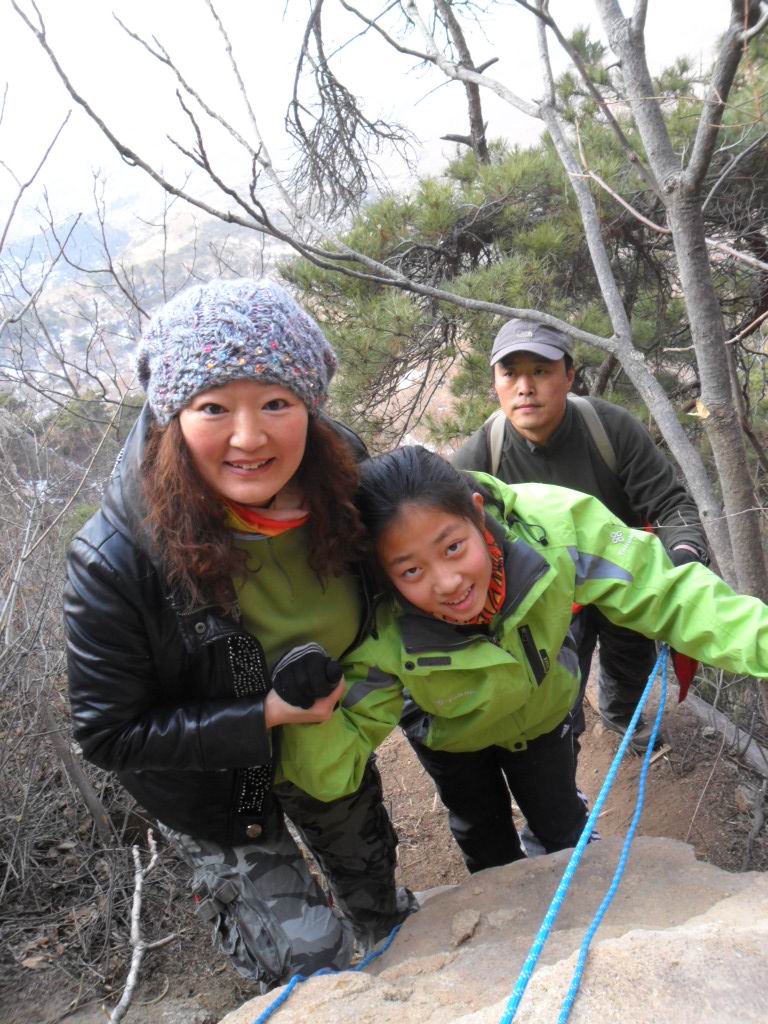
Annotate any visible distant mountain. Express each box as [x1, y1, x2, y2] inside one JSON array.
[[7, 213, 130, 287]]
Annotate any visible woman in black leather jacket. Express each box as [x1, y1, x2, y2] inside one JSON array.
[[64, 278, 413, 989]]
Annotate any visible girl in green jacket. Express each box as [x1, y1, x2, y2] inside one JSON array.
[[278, 446, 768, 873]]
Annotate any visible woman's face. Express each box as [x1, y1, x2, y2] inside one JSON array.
[[178, 379, 309, 507], [376, 496, 492, 622]]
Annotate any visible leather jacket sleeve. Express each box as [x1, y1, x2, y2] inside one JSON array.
[[65, 530, 272, 773]]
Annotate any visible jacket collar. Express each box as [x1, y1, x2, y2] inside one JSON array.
[[101, 403, 159, 561], [491, 512, 550, 617]]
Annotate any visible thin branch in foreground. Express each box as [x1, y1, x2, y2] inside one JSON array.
[[576, 168, 768, 273], [725, 307, 768, 345], [0, 110, 71, 253], [514, 0, 660, 196], [107, 830, 175, 1024], [702, 130, 768, 210]]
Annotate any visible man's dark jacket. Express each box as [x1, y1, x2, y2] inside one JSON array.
[[452, 397, 707, 558], [64, 405, 367, 845]]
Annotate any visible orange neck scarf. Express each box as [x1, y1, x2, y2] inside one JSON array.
[[222, 498, 309, 538]]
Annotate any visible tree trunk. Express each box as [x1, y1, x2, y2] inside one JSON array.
[[539, 105, 735, 580], [667, 193, 768, 600], [592, 0, 767, 598], [436, 0, 491, 163], [592, 352, 618, 396]]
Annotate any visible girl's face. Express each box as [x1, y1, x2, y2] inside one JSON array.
[[179, 379, 309, 507], [376, 496, 492, 622]]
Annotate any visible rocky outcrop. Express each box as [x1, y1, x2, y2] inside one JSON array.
[[219, 837, 768, 1024]]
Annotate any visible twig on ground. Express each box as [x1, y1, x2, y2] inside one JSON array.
[[106, 830, 176, 1024], [686, 731, 728, 843]]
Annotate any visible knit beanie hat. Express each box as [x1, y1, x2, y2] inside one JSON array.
[[136, 278, 337, 426]]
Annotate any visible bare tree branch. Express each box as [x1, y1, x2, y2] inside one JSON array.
[[577, 167, 768, 273], [22, 392, 132, 562], [0, 213, 80, 334], [703, 129, 768, 210], [594, 0, 680, 185], [339, 0, 433, 61], [685, 0, 766, 191], [726, 306, 768, 344], [513, 0, 661, 196], [288, 0, 414, 212], [0, 111, 71, 253], [632, 0, 649, 34], [402, 0, 540, 118], [742, 0, 768, 40]]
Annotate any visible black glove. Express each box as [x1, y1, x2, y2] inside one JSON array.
[[668, 544, 705, 568], [271, 643, 343, 709]]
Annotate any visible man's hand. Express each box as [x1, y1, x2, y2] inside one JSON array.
[[271, 642, 344, 709], [669, 544, 705, 567], [264, 679, 345, 727]]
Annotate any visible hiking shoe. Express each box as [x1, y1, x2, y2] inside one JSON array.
[[599, 711, 665, 752]]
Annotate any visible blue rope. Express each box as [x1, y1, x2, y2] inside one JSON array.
[[556, 651, 668, 1023], [498, 645, 669, 1024], [251, 923, 402, 1024]]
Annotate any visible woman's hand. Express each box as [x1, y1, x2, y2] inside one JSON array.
[[264, 678, 346, 728]]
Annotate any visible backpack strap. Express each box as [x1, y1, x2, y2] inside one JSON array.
[[484, 408, 507, 476], [484, 396, 617, 476], [567, 394, 617, 474]]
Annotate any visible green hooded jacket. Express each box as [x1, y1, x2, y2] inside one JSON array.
[[277, 476, 768, 802]]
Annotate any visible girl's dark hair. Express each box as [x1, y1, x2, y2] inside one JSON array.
[[142, 415, 366, 608], [356, 445, 482, 546]]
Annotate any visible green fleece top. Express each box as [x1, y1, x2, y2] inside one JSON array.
[[452, 397, 708, 559], [278, 476, 768, 802], [234, 526, 359, 670]]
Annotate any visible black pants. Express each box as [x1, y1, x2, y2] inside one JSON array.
[[407, 719, 586, 874], [569, 606, 657, 740]]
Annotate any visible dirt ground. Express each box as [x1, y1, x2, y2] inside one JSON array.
[[4, 682, 767, 1024]]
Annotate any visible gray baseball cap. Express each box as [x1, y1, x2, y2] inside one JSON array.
[[490, 317, 573, 365]]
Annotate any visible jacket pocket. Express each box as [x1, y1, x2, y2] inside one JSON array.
[[517, 625, 549, 685]]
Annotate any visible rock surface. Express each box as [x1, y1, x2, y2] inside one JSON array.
[[219, 837, 768, 1024]]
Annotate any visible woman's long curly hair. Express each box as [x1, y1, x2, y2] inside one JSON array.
[[142, 414, 367, 609]]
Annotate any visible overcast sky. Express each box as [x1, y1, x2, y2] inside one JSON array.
[[0, 1, 731, 241]]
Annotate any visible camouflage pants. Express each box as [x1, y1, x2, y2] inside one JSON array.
[[160, 760, 414, 987]]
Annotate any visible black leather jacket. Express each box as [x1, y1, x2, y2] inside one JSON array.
[[64, 405, 368, 844]]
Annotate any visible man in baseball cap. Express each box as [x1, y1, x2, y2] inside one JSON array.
[[453, 316, 708, 770], [487, 319, 575, 445]]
